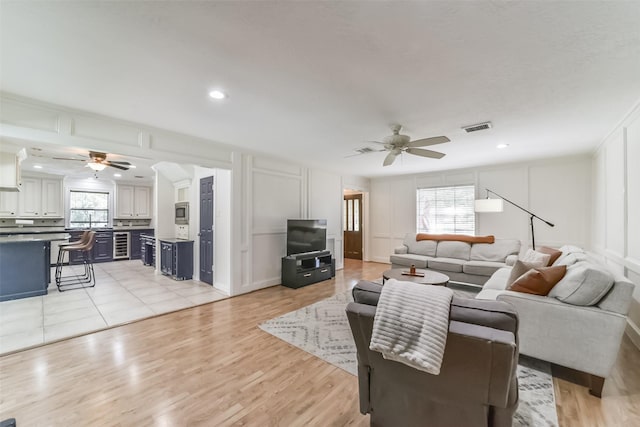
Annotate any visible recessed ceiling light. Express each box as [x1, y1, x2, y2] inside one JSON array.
[[113, 173, 122, 177], [129, 165, 137, 169], [208, 90, 226, 100], [496, 144, 509, 149], [33, 165, 43, 169]]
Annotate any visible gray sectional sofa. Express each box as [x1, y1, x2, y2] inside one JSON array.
[[390, 233, 521, 285], [476, 245, 634, 397]]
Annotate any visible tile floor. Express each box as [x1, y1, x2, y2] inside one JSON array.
[[0, 260, 229, 354]]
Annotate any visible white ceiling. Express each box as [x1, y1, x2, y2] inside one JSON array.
[[2, 1, 640, 178]]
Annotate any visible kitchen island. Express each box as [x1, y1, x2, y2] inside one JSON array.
[[0, 233, 69, 301]]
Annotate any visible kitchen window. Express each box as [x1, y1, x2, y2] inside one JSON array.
[[416, 185, 475, 235], [69, 191, 110, 228]]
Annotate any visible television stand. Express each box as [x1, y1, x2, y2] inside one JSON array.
[[281, 250, 335, 289]]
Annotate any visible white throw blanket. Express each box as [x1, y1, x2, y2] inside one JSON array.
[[369, 278, 454, 375]]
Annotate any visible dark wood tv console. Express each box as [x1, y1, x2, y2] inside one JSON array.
[[281, 250, 335, 289]]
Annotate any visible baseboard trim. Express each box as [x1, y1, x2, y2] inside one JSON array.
[[626, 319, 640, 351]]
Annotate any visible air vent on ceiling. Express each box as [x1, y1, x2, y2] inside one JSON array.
[[462, 121, 492, 133]]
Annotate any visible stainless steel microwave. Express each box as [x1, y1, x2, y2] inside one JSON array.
[[175, 202, 189, 225]]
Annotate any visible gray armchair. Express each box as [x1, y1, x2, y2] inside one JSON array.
[[346, 281, 520, 427]]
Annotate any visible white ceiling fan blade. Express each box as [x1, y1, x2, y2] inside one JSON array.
[[383, 150, 400, 166], [406, 147, 446, 159], [407, 136, 450, 148]]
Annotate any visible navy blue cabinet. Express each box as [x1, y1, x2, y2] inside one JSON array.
[[0, 240, 50, 301], [159, 239, 193, 280], [130, 229, 153, 260], [68, 230, 113, 264]]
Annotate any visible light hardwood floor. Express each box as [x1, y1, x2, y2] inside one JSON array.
[[0, 259, 638, 426]]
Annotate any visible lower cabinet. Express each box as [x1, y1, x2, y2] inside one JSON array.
[[68, 230, 113, 264], [130, 229, 154, 260], [93, 231, 113, 262], [281, 251, 335, 289], [159, 239, 193, 280]]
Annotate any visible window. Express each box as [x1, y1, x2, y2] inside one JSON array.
[[416, 185, 475, 235], [69, 191, 109, 228]]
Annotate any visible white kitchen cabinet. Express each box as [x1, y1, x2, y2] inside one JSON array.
[[18, 177, 41, 216], [0, 151, 22, 191], [134, 186, 151, 217], [116, 185, 135, 217], [41, 179, 63, 217], [0, 192, 19, 216], [3, 176, 63, 218], [116, 184, 152, 218]]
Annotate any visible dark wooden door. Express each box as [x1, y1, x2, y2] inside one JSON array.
[[344, 193, 363, 260], [199, 176, 214, 285]]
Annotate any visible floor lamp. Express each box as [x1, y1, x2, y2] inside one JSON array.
[[474, 188, 554, 250]]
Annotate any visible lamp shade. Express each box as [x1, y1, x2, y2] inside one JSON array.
[[474, 198, 504, 212]]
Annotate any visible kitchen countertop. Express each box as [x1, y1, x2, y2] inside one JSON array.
[[0, 227, 66, 234], [112, 226, 155, 231], [0, 233, 70, 243], [157, 237, 193, 243]]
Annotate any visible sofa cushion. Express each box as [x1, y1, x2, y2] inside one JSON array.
[[548, 261, 615, 306], [554, 252, 588, 267], [483, 267, 511, 290], [428, 257, 466, 273], [436, 241, 471, 260], [521, 249, 551, 268], [536, 246, 562, 266], [554, 245, 586, 265], [470, 239, 521, 263], [508, 265, 567, 296], [506, 260, 539, 286], [463, 261, 506, 277], [403, 234, 437, 257], [389, 254, 431, 268]]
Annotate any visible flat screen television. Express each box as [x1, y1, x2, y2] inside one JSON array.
[[287, 219, 327, 256]]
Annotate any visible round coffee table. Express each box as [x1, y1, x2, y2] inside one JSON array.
[[382, 268, 449, 286]]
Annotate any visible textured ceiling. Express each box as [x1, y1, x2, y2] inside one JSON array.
[[2, 1, 640, 177]]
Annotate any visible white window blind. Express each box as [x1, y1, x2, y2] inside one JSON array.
[[416, 185, 475, 235]]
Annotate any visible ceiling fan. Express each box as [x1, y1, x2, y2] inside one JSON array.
[[364, 124, 450, 166], [52, 151, 132, 171]]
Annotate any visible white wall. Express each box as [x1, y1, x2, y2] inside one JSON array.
[[154, 172, 175, 274], [214, 169, 232, 294], [592, 101, 640, 348], [368, 155, 592, 263]]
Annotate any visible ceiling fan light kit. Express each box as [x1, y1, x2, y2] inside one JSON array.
[[51, 150, 133, 171], [87, 162, 107, 171]]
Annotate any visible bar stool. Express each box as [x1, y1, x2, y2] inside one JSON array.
[[56, 231, 97, 291], [55, 230, 91, 281]]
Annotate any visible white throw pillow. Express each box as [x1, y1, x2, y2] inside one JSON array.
[[521, 249, 551, 268], [548, 261, 615, 306], [554, 245, 586, 265]]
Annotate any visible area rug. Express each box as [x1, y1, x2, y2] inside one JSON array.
[[259, 287, 558, 427]]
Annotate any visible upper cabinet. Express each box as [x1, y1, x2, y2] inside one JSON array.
[[0, 175, 63, 218], [115, 184, 152, 218], [0, 151, 23, 192], [0, 192, 18, 217]]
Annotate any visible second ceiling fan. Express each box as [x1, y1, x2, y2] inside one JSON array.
[[369, 124, 450, 166], [53, 151, 132, 171]]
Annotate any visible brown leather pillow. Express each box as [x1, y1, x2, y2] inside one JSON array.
[[507, 260, 538, 286], [508, 265, 567, 296], [536, 246, 563, 266], [416, 233, 495, 244]]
